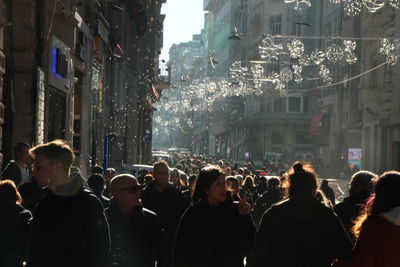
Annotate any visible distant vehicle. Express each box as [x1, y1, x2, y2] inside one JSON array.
[[152, 149, 168, 155], [168, 147, 190, 154], [121, 164, 184, 176], [152, 153, 173, 165], [265, 152, 283, 163], [295, 153, 314, 162], [121, 164, 153, 176]]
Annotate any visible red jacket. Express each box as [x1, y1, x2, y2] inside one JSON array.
[[351, 214, 400, 267]]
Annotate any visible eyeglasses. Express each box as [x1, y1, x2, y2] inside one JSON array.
[[33, 162, 58, 170], [113, 185, 142, 193]]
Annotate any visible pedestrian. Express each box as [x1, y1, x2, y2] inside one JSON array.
[[320, 179, 336, 205], [27, 140, 110, 267], [242, 175, 256, 204], [2, 143, 31, 186], [252, 177, 284, 227], [106, 174, 170, 267], [0, 179, 32, 267], [226, 176, 242, 202], [181, 174, 197, 206], [336, 171, 400, 267], [333, 170, 376, 240], [250, 162, 352, 267], [141, 161, 186, 255], [170, 168, 180, 189], [174, 166, 255, 267], [254, 176, 268, 198], [87, 173, 110, 209]]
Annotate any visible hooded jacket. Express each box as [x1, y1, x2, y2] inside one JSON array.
[[0, 202, 32, 267], [27, 175, 111, 267], [350, 207, 400, 267]]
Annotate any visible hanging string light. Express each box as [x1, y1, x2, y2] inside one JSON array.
[[286, 0, 400, 15]]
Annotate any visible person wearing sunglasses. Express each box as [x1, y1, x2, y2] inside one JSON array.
[[106, 174, 170, 267]]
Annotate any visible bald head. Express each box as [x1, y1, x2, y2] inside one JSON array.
[[110, 174, 141, 213], [110, 174, 139, 192]]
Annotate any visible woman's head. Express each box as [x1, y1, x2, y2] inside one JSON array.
[[0, 180, 22, 204], [192, 166, 226, 206], [287, 161, 317, 197], [353, 171, 400, 237], [367, 171, 400, 216], [226, 176, 240, 194], [243, 175, 254, 188]]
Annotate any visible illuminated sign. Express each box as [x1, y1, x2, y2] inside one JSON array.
[[52, 48, 68, 79]]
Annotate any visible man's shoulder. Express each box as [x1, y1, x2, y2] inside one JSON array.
[[2, 161, 20, 175], [77, 187, 104, 209]]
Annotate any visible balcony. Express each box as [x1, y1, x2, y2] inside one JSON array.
[[243, 112, 311, 126]]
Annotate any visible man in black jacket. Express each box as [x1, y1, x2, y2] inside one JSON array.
[[27, 140, 111, 267], [333, 170, 376, 240], [106, 174, 170, 267], [141, 161, 186, 252], [2, 143, 30, 185]]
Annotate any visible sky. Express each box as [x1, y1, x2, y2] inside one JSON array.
[[160, 0, 205, 63]]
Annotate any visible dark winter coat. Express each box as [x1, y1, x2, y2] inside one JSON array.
[[0, 202, 32, 267], [250, 194, 352, 267], [18, 180, 46, 212], [106, 200, 170, 267], [1, 161, 24, 185], [141, 180, 187, 249], [333, 191, 371, 240], [252, 189, 284, 227], [174, 201, 256, 267], [28, 186, 111, 267]]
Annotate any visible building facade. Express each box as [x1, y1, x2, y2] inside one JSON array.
[[1, 0, 166, 175]]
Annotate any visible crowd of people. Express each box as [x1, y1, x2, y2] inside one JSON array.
[[1, 140, 400, 267]]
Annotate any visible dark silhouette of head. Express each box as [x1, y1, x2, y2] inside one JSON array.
[[349, 170, 376, 196], [287, 161, 317, 197], [87, 174, 105, 196]]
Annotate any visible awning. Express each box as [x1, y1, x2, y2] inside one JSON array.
[[309, 113, 323, 136]]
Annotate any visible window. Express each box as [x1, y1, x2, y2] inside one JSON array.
[[295, 131, 312, 144], [274, 97, 286, 112], [288, 96, 302, 113], [269, 15, 282, 35], [271, 131, 284, 145]]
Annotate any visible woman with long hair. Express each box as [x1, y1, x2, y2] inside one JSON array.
[[0, 179, 32, 267], [250, 162, 352, 267], [346, 171, 400, 267], [174, 166, 255, 267]]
